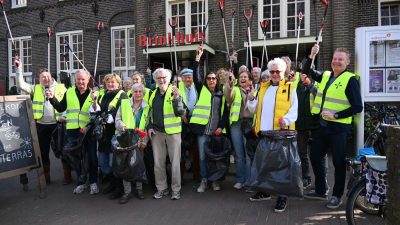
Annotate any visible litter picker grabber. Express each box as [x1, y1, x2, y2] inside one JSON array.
[[259, 20, 269, 69], [231, 10, 236, 50], [310, 0, 329, 70], [295, 12, 304, 71], [218, 0, 232, 69], [0, 0, 14, 47], [145, 27, 150, 68], [64, 41, 88, 72], [244, 8, 253, 69], [94, 22, 104, 78], [47, 27, 53, 73], [168, 17, 179, 78]]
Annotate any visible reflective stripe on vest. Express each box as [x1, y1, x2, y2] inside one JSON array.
[[149, 86, 181, 134], [311, 71, 354, 124], [32, 84, 66, 120], [190, 86, 225, 126], [229, 87, 242, 125], [66, 87, 93, 129], [99, 89, 124, 111]]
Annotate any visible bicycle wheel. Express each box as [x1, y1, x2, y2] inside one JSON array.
[[346, 179, 385, 225]]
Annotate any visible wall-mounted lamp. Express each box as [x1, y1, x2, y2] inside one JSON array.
[[39, 9, 45, 23], [92, 1, 99, 16]]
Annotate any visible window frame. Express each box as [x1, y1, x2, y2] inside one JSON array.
[[378, 0, 400, 26], [11, 0, 27, 8], [258, 0, 310, 39], [8, 36, 33, 85], [165, 0, 209, 44], [110, 25, 136, 78], [56, 30, 84, 78]]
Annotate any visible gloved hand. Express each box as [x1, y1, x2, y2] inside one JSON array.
[[214, 128, 222, 136], [106, 114, 114, 124], [279, 117, 285, 130]]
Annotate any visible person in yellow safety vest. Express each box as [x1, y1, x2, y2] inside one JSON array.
[[92, 73, 127, 199], [303, 44, 363, 209], [130, 71, 152, 104], [191, 46, 229, 193], [224, 70, 255, 191], [46, 69, 98, 195], [123, 77, 133, 98], [147, 68, 185, 200], [247, 58, 298, 213], [15, 58, 68, 185], [115, 83, 150, 204]]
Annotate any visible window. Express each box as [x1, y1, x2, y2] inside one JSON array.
[[8, 36, 32, 84], [258, 0, 310, 39], [111, 25, 136, 78], [12, 0, 27, 8], [56, 31, 84, 77], [380, 1, 400, 25], [166, 0, 208, 43]]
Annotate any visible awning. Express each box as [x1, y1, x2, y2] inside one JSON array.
[[245, 36, 321, 47]]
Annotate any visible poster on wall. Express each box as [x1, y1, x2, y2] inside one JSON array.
[[386, 68, 400, 93], [369, 69, 385, 93], [369, 41, 385, 67], [386, 40, 400, 67]]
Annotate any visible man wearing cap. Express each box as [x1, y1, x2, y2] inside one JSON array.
[[178, 68, 199, 179]]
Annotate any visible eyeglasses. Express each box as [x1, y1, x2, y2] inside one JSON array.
[[269, 70, 281, 74], [206, 77, 217, 81]]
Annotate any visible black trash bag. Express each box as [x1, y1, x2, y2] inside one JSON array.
[[245, 132, 259, 162], [50, 123, 66, 159], [246, 131, 303, 197], [205, 135, 231, 181], [111, 130, 147, 182]]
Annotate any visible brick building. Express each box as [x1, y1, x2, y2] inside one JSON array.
[[0, 0, 398, 94]]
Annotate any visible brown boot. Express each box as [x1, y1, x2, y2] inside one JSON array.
[[61, 160, 72, 185], [43, 163, 51, 184]]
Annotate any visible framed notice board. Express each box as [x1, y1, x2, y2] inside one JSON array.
[[0, 95, 42, 180]]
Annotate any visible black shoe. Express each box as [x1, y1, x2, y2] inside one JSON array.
[[304, 190, 328, 201], [274, 196, 287, 213], [249, 192, 272, 201], [136, 189, 145, 200], [118, 193, 132, 204], [109, 190, 124, 200]]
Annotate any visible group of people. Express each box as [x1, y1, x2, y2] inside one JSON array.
[[15, 43, 362, 212]]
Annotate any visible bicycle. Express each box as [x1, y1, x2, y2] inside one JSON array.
[[345, 155, 387, 225]]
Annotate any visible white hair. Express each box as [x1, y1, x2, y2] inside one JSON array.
[[123, 77, 132, 85], [131, 82, 145, 93], [75, 69, 91, 80], [267, 58, 287, 80], [152, 68, 172, 85], [261, 70, 270, 79]]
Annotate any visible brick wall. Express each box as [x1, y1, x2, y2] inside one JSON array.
[[0, 0, 133, 90]]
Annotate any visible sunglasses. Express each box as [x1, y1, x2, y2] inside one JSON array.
[[269, 70, 281, 74], [206, 77, 217, 81]]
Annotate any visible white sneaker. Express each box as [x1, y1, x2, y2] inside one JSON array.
[[73, 184, 86, 194], [90, 183, 99, 195], [233, 183, 243, 190], [197, 178, 207, 193], [212, 182, 221, 191]]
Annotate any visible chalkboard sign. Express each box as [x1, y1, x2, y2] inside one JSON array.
[[0, 95, 41, 179]]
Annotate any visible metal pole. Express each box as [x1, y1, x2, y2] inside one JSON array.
[[295, 12, 304, 71]]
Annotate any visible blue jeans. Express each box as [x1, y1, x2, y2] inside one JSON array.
[[197, 134, 211, 179], [99, 152, 113, 175], [230, 122, 251, 184]]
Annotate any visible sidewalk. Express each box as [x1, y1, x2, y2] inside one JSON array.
[[0, 157, 354, 225]]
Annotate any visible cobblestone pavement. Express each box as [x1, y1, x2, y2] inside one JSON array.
[[0, 156, 354, 225]]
